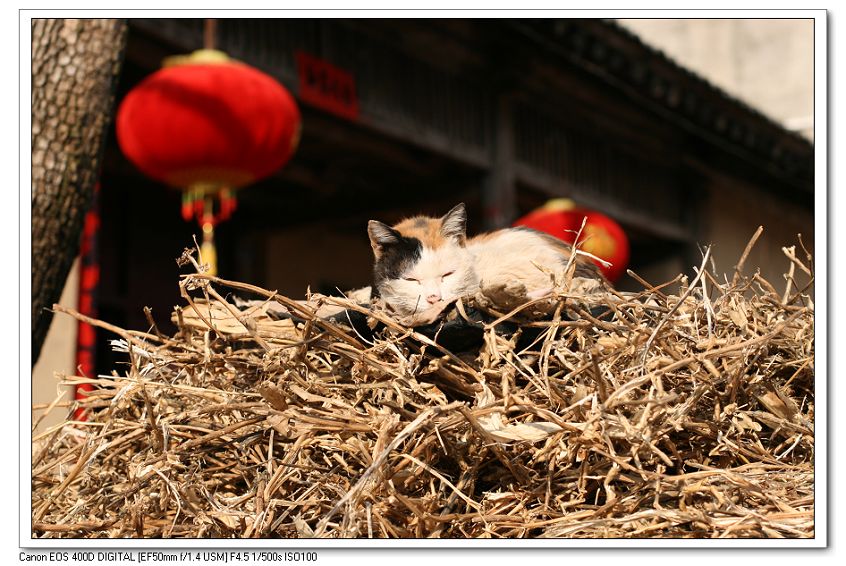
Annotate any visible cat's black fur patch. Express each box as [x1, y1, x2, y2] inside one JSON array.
[[371, 236, 423, 297]]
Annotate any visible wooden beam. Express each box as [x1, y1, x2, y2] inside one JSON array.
[[483, 94, 517, 229], [513, 163, 692, 243]]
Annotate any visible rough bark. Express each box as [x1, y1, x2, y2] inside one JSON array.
[[31, 19, 128, 365]]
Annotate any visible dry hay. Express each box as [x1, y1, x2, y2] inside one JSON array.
[[31, 236, 815, 539]]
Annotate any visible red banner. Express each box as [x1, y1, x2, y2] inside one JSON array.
[[296, 51, 359, 120], [74, 183, 100, 420]]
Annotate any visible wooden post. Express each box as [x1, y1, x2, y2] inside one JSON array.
[[483, 93, 516, 230]]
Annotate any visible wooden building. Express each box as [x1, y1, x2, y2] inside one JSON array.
[[88, 18, 813, 374]]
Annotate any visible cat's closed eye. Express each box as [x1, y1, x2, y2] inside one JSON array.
[[441, 271, 455, 280], [403, 277, 419, 283]]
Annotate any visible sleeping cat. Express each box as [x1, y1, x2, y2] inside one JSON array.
[[367, 203, 605, 323]]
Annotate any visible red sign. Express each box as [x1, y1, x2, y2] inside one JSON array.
[[296, 51, 359, 120]]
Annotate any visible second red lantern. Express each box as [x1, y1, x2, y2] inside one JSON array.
[[513, 199, 630, 283]]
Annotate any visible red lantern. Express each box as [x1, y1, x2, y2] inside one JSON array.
[[116, 49, 302, 274], [514, 199, 630, 283]]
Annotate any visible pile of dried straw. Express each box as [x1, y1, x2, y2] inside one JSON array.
[[32, 236, 814, 538]]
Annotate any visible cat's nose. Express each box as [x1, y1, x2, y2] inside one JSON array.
[[426, 293, 441, 305]]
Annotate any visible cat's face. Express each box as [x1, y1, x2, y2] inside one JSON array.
[[367, 203, 479, 319]]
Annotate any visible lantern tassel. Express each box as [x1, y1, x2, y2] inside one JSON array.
[[200, 196, 218, 276]]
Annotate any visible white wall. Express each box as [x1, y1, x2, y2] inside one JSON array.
[[31, 259, 78, 434], [618, 19, 814, 140]]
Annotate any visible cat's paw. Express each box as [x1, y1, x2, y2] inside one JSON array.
[[477, 280, 529, 310], [565, 276, 605, 296], [397, 301, 452, 327]]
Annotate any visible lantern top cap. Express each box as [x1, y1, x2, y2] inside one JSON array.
[[541, 198, 577, 212], [163, 49, 234, 68]]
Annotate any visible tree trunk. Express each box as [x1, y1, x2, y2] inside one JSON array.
[[31, 19, 128, 366]]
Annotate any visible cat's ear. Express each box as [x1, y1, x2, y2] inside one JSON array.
[[368, 220, 401, 257], [440, 203, 467, 245]]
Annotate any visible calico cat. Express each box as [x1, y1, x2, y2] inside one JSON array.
[[367, 203, 605, 323]]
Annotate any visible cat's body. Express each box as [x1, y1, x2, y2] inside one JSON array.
[[367, 203, 604, 322]]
